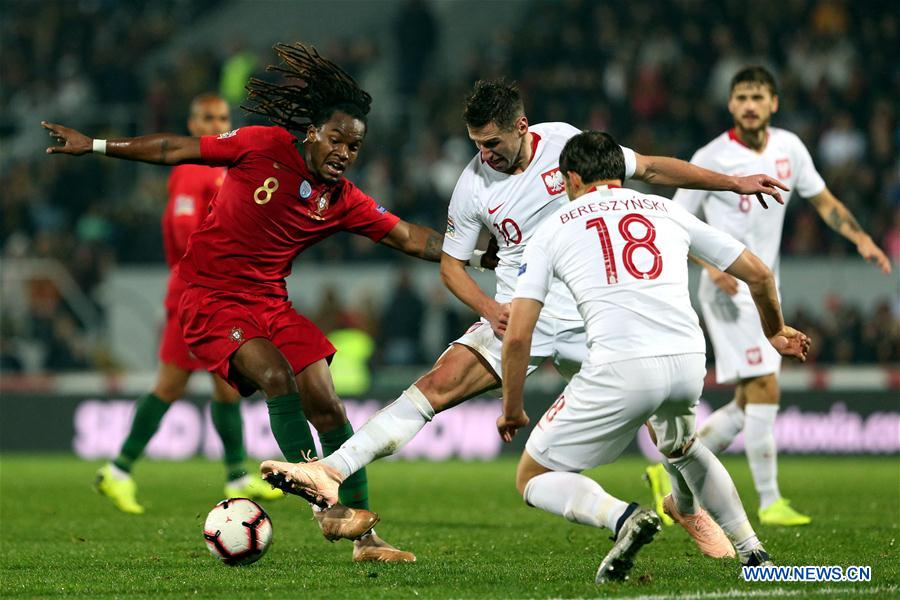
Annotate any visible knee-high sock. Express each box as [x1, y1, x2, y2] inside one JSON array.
[[266, 393, 317, 462], [744, 403, 780, 509], [321, 385, 434, 479], [211, 402, 247, 481], [113, 393, 171, 472], [319, 422, 369, 510], [668, 441, 761, 559], [663, 459, 698, 514], [523, 471, 629, 532], [698, 399, 745, 454]]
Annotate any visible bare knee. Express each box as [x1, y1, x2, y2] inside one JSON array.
[[256, 365, 297, 398], [153, 365, 190, 403], [736, 373, 779, 408], [515, 452, 549, 498], [415, 345, 499, 413]]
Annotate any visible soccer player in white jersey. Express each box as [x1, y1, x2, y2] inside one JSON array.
[[260, 79, 789, 547], [645, 66, 892, 528], [499, 131, 810, 582]]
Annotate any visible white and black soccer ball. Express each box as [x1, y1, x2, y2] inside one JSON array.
[[203, 498, 273, 566]]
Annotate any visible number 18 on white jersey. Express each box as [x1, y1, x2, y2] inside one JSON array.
[[514, 185, 747, 366]]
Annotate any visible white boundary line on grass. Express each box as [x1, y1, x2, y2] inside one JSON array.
[[619, 585, 897, 600]]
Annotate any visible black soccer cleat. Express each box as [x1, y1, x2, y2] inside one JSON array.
[[595, 505, 662, 583], [742, 548, 774, 567]]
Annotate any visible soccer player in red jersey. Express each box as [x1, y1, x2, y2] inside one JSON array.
[[42, 43, 463, 562], [94, 93, 283, 515]]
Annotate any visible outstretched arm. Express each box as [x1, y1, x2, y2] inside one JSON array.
[[809, 188, 891, 274], [633, 152, 789, 208], [725, 249, 810, 361], [42, 121, 201, 165], [380, 220, 444, 262]]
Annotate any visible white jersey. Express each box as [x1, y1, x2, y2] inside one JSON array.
[[514, 185, 746, 365], [673, 127, 826, 289], [442, 122, 637, 321]]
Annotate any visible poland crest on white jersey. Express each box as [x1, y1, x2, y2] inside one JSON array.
[[515, 185, 746, 365], [673, 127, 826, 287], [442, 122, 637, 321]]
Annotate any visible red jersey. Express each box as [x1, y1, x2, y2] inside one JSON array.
[[179, 126, 400, 297], [162, 164, 225, 268]]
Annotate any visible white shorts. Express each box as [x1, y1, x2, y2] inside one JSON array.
[[699, 279, 781, 384], [452, 316, 586, 381], [526, 353, 706, 471]]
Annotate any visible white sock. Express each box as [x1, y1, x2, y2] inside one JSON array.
[[320, 385, 435, 479], [669, 441, 760, 559], [107, 462, 131, 481], [663, 459, 698, 514], [744, 403, 781, 509], [698, 399, 745, 454], [523, 471, 629, 532]]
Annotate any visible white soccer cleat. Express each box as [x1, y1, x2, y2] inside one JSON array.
[[595, 506, 661, 584]]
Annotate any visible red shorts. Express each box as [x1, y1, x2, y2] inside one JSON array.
[[159, 310, 206, 372], [178, 285, 335, 396]]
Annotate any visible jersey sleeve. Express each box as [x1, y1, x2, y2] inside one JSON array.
[[441, 164, 483, 261], [199, 126, 276, 167], [342, 185, 401, 242], [513, 228, 554, 303], [620, 146, 637, 179], [671, 203, 745, 270], [672, 148, 711, 216], [792, 135, 827, 198]]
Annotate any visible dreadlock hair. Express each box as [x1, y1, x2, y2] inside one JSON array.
[[243, 42, 372, 134]]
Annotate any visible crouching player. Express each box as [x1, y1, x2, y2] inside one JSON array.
[[498, 131, 810, 582]]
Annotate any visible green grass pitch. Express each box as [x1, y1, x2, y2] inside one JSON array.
[[1, 455, 897, 598]]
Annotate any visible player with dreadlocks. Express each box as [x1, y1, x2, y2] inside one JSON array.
[[42, 42, 478, 562]]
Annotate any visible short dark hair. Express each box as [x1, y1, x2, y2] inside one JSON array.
[[463, 78, 524, 130], [559, 131, 625, 183], [730, 66, 778, 96]]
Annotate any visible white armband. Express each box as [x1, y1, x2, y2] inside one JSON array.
[[468, 249, 486, 271], [92, 139, 107, 154]]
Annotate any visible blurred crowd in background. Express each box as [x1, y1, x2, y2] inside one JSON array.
[[1, 0, 897, 372]]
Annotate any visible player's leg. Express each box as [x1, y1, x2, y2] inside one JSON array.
[[739, 374, 810, 525], [650, 354, 769, 565], [289, 359, 415, 562], [309, 342, 500, 485], [95, 362, 190, 514], [522, 360, 665, 583], [230, 338, 319, 463], [209, 374, 283, 501]]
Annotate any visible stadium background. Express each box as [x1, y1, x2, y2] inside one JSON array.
[[1, 0, 898, 461]]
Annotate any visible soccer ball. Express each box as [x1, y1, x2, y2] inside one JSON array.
[[203, 498, 273, 566]]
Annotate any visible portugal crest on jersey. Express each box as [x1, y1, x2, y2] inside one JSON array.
[[776, 158, 791, 179], [541, 168, 566, 195], [308, 191, 330, 221]]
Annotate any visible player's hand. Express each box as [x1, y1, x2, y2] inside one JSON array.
[[731, 174, 789, 209], [856, 235, 892, 274], [42, 121, 92, 156], [497, 408, 529, 443], [708, 266, 739, 296], [481, 235, 500, 270], [487, 302, 510, 338], [768, 326, 810, 362]]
